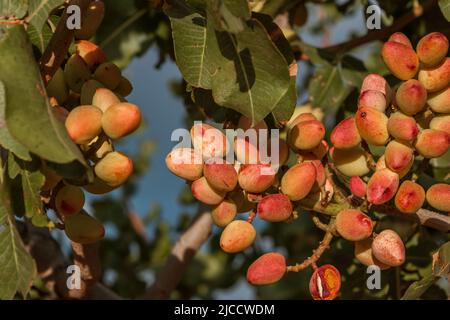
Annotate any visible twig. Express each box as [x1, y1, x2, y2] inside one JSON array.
[[311, 213, 338, 236], [19, 221, 121, 299], [39, 0, 91, 85], [71, 241, 102, 285], [324, 0, 438, 54], [0, 19, 26, 25], [143, 204, 213, 299], [286, 229, 334, 272], [297, 189, 450, 233], [247, 210, 257, 223], [373, 206, 450, 233]]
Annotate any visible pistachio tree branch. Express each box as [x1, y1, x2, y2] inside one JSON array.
[[71, 242, 102, 284], [19, 221, 121, 299], [373, 206, 450, 233], [39, 0, 91, 85], [287, 228, 335, 272], [323, 0, 438, 54], [311, 213, 338, 236], [299, 193, 450, 233], [143, 204, 213, 299]]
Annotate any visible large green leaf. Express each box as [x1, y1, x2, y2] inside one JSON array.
[[297, 41, 355, 113], [252, 12, 296, 125], [26, 0, 64, 33], [272, 75, 296, 126], [168, 0, 291, 124], [0, 0, 28, 18], [224, 0, 250, 18], [439, 0, 450, 22], [0, 178, 37, 300], [207, 17, 291, 124], [401, 273, 437, 300], [0, 81, 31, 161], [402, 241, 450, 300], [339, 55, 367, 87], [306, 50, 366, 113], [207, 0, 250, 33], [252, 12, 294, 65], [308, 64, 353, 113], [432, 240, 450, 277], [16, 159, 49, 227], [0, 25, 85, 164], [165, 0, 212, 88], [7, 152, 21, 180], [27, 19, 53, 53]]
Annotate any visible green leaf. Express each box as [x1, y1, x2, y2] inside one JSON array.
[[271, 75, 296, 126], [433, 240, 450, 277], [0, 25, 85, 165], [46, 159, 88, 180], [252, 12, 296, 125], [308, 64, 353, 113], [27, 19, 53, 53], [224, 0, 250, 19], [26, 0, 65, 33], [17, 159, 46, 221], [296, 41, 332, 66], [168, 1, 291, 124], [165, 1, 212, 88], [207, 18, 291, 124], [402, 241, 450, 300], [439, 0, 450, 22], [432, 150, 450, 181], [207, 0, 250, 33], [0, 81, 32, 161], [339, 55, 367, 87], [252, 12, 294, 65], [7, 152, 21, 180], [0, 178, 37, 299], [401, 274, 437, 300], [307, 53, 366, 114], [0, 0, 28, 18]]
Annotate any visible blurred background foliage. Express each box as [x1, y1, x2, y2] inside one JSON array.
[[29, 0, 449, 299]]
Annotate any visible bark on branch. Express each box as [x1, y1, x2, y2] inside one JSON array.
[[324, 0, 438, 53], [71, 242, 102, 284], [39, 0, 91, 85], [297, 192, 450, 233], [373, 206, 450, 233], [19, 221, 121, 300], [287, 230, 334, 272], [143, 204, 213, 299]]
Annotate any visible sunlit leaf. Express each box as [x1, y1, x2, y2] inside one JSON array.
[[0, 25, 85, 164]]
